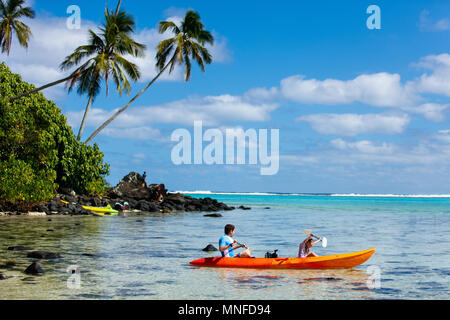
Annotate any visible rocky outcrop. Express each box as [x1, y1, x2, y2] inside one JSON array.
[[13, 172, 237, 216], [108, 172, 166, 201]]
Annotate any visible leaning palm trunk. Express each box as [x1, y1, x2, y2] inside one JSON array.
[[77, 94, 95, 141], [85, 58, 174, 144], [9, 73, 76, 102]]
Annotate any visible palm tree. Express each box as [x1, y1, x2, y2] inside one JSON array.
[[61, 6, 145, 141], [8, 0, 125, 103], [0, 0, 35, 56], [85, 10, 214, 144]]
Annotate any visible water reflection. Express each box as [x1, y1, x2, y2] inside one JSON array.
[[213, 267, 375, 299]]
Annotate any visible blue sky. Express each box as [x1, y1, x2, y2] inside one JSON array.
[[4, 0, 450, 193]]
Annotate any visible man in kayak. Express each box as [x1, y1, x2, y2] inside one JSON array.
[[298, 234, 322, 258], [219, 224, 252, 258]]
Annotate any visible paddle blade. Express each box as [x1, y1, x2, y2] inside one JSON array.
[[322, 237, 328, 248], [302, 230, 312, 235]]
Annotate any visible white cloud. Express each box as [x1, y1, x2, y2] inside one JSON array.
[[408, 103, 449, 122], [296, 113, 410, 136], [282, 131, 450, 169], [281, 72, 418, 107], [413, 53, 450, 97], [419, 10, 450, 31], [330, 139, 396, 154], [2, 12, 231, 99], [434, 130, 450, 144], [66, 94, 280, 140], [244, 87, 280, 101], [101, 127, 164, 141]]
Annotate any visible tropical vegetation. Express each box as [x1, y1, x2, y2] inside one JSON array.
[[0, 63, 109, 211], [85, 10, 214, 144], [0, 0, 215, 212]]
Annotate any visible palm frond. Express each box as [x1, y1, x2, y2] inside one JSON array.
[[158, 21, 180, 35], [12, 20, 31, 48], [115, 54, 140, 82]]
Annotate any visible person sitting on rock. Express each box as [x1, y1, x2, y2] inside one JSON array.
[[219, 224, 251, 258]]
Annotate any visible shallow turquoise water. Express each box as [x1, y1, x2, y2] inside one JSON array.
[[0, 194, 449, 300]]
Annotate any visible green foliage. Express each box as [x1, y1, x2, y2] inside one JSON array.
[[0, 156, 56, 211], [0, 63, 110, 210]]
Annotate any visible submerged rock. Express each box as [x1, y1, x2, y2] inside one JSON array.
[[8, 246, 32, 251], [0, 261, 16, 269], [204, 213, 223, 218], [202, 244, 218, 252], [24, 262, 44, 275], [27, 251, 61, 259]]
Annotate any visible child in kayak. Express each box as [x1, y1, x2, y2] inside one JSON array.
[[298, 234, 322, 258], [219, 224, 252, 258]]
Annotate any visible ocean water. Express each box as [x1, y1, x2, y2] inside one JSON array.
[[0, 194, 449, 300]]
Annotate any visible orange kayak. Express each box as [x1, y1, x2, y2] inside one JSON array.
[[190, 248, 375, 269]]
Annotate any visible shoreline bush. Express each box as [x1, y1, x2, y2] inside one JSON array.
[[0, 63, 109, 212]]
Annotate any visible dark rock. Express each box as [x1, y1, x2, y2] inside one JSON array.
[[8, 246, 32, 251], [60, 188, 76, 197], [31, 204, 49, 214], [239, 206, 251, 210], [264, 207, 271, 209], [136, 200, 151, 212], [81, 253, 96, 257], [0, 273, 5, 280], [24, 262, 44, 275], [202, 244, 218, 252], [0, 261, 16, 269], [166, 193, 186, 205], [64, 195, 77, 204], [108, 172, 167, 201], [204, 213, 223, 218], [46, 229, 54, 232], [27, 251, 61, 259], [147, 202, 160, 212]]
